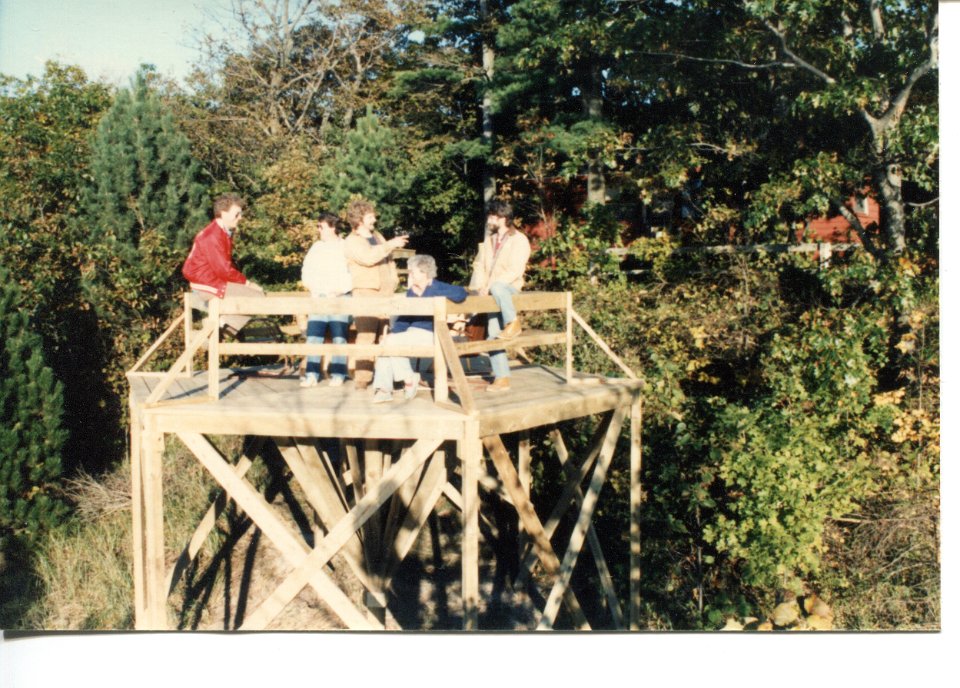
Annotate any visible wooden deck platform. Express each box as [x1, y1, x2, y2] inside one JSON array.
[[129, 364, 642, 440], [127, 291, 643, 631]]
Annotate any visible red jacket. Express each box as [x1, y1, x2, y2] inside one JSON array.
[[182, 220, 247, 297]]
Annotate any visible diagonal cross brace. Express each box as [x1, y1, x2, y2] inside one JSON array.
[[548, 428, 625, 629], [238, 437, 444, 630], [177, 431, 376, 630], [482, 435, 592, 630], [537, 405, 626, 629], [514, 414, 613, 591]]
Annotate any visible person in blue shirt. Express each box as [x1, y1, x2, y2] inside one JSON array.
[[372, 254, 468, 403]]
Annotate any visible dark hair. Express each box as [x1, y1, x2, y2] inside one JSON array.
[[486, 199, 513, 221], [318, 212, 340, 229], [213, 193, 245, 217]]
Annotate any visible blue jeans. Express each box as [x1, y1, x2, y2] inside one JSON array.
[[305, 314, 350, 381], [486, 282, 519, 380]]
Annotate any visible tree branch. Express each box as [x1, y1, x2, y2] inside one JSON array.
[[763, 19, 836, 85], [641, 51, 793, 71], [869, 0, 885, 38], [869, 13, 938, 135], [833, 199, 883, 261]]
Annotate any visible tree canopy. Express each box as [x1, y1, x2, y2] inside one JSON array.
[[0, 0, 939, 631]]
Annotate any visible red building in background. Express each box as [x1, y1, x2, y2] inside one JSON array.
[[798, 192, 879, 244]]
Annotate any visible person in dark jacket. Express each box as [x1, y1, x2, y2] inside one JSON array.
[[372, 254, 467, 403], [182, 193, 264, 336]]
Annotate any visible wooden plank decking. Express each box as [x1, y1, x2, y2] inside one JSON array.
[[128, 290, 644, 630], [129, 363, 643, 440]]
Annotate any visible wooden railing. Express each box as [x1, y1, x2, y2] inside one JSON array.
[[127, 289, 638, 413]]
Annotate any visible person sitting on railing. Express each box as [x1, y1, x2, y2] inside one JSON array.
[[343, 199, 409, 390], [300, 212, 353, 388], [470, 199, 531, 393], [182, 193, 264, 338], [371, 254, 467, 404]]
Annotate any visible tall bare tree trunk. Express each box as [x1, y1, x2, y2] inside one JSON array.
[[480, 0, 497, 205], [584, 62, 605, 205]]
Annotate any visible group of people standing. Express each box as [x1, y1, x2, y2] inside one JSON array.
[[182, 194, 531, 401]]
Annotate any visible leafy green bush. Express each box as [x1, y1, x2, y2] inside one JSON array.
[[529, 204, 625, 288], [529, 239, 938, 628]]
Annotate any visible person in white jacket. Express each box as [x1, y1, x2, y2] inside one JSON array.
[[300, 213, 353, 387], [470, 200, 531, 392]]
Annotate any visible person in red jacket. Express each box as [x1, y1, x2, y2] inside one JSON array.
[[182, 193, 264, 336]]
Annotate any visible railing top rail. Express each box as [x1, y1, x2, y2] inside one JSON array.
[[210, 291, 571, 317]]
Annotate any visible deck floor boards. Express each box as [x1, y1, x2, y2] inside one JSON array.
[[130, 364, 642, 440]]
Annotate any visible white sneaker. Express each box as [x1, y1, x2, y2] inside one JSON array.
[[403, 373, 421, 400], [328, 376, 345, 387], [372, 389, 393, 404], [300, 375, 319, 388]]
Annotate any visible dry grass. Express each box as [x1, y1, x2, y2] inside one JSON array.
[[24, 437, 235, 630], [824, 492, 940, 630], [58, 468, 132, 521], [24, 434, 374, 630]]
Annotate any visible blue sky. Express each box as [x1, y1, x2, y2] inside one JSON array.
[[0, 0, 227, 85]]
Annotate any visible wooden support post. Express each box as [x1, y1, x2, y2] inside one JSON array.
[[129, 399, 147, 627], [345, 441, 364, 503], [461, 420, 481, 629], [433, 298, 449, 403], [537, 405, 626, 629], [565, 291, 573, 383], [630, 395, 643, 630], [517, 430, 532, 569], [207, 297, 220, 399], [548, 428, 625, 629], [518, 430, 531, 497], [141, 417, 167, 629], [483, 435, 591, 630], [362, 439, 385, 603]]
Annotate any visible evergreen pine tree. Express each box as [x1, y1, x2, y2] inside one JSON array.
[[83, 67, 207, 257], [81, 67, 209, 367], [0, 268, 68, 554], [324, 109, 411, 229]]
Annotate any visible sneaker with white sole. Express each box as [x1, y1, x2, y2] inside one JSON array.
[[300, 374, 319, 388], [403, 373, 420, 400], [328, 376, 345, 387], [372, 389, 393, 404]]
